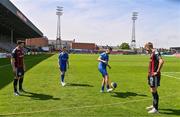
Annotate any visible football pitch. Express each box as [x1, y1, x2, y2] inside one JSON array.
[[0, 54, 180, 117]]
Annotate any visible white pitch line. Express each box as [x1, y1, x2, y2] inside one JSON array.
[[0, 98, 151, 116], [162, 74, 180, 80], [163, 72, 180, 73], [0, 94, 177, 116], [0, 64, 10, 68]]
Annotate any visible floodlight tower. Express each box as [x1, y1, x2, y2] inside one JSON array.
[[56, 6, 63, 50], [131, 12, 138, 49]]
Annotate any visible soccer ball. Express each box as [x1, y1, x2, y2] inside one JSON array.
[[111, 82, 117, 89]]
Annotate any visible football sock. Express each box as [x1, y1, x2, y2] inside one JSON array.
[[13, 79, 18, 92], [101, 85, 104, 91], [152, 92, 159, 110], [19, 78, 24, 90], [106, 85, 110, 89], [61, 74, 65, 82]]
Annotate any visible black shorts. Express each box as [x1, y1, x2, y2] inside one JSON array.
[[16, 68, 24, 77], [148, 75, 161, 88]]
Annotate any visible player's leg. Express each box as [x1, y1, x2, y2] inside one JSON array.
[[104, 75, 109, 90], [60, 70, 66, 86], [146, 76, 154, 110], [150, 76, 160, 112], [19, 68, 25, 92], [61, 71, 65, 82], [13, 68, 19, 96], [19, 76, 24, 92], [13, 78, 19, 95], [100, 77, 105, 92], [147, 76, 159, 113], [60, 64, 67, 82], [101, 69, 109, 90], [148, 87, 159, 113], [151, 87, 159, 110], [104, 75, 113, 92], [99, 68, 105, 92]]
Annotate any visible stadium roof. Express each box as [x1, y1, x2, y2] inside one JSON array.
[[0, 0, 43, 39]]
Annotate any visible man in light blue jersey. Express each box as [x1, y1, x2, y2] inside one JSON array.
[[97, 47, 113, 93], [58, 46, 69, 86]]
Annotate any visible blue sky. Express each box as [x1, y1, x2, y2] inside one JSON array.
[[11, 0, 180, 48]]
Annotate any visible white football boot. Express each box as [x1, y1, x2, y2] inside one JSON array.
[[148, 108, 159, 114]]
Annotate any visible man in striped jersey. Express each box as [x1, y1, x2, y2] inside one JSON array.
[[144, 42, 164, 114]]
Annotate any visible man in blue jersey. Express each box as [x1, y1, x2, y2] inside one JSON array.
[[145, 42, 164, 114], [58, 46, 69, 86], [97, 47, 113, 93]]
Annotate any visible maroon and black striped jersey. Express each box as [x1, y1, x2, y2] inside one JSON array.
[[12, 47, 24, 68], [148, 50, 161, 76]]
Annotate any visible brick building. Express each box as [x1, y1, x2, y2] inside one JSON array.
[[26, 37, 48, 47], [71, 42, 96, 50]]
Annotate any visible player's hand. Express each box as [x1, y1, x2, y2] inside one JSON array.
[[103, 61, 108, 64], [13, 68, 16, 75], [153, 72, 157, 76], [108, 65, 111, 69], [24, 67, 26, 72]]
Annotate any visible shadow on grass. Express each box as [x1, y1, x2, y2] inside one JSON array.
[[0, 54, 53, 90], [20, 91, 60, 100], [160, 109, 180, 116], [66, 83, 93, 87], [111, 91, 147, 98]]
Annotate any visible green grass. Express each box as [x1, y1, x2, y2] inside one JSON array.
[[0, 54, 180, 117], [0, 54, 53, 90]]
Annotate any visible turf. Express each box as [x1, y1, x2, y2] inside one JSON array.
[[0, 54, 180, 117]]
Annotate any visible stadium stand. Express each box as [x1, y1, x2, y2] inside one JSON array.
[[0, 42, 16, 52], [0, 0, 43, 53]]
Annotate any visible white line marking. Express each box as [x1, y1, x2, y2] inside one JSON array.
[[0, 94, 176, 116], [163, 72, 180, 73], [162, 74, 180, 80], [0, 64, 10, 68], [0, 98, 150, 116]]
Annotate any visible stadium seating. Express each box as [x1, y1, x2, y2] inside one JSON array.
[[0, 42, 16, 53]]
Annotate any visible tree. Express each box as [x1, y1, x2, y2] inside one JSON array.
[[119, 42, 130, 50]]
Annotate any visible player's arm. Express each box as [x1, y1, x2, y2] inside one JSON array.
[[67, 54, 69, 69], [154, 56, 164, 75], [97, 56, 111, 69], [11, 57, 16, 75], [107, 64, 111, 69], [58, 58, 61, 68], [58, 54, 61, 68], [156, 57, 164, 73], [23, 58, 26, 72], [67, 60, 69, 69], [97, 56, 107, 63]]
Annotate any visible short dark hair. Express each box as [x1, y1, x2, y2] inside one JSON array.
[[17, 40, 25, 45]]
